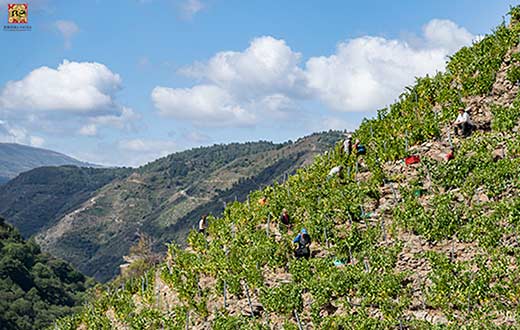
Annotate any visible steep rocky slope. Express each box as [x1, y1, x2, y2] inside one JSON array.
[[53, 8, 520, 329]]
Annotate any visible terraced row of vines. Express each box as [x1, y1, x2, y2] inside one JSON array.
[[54, 7, 520, 330]]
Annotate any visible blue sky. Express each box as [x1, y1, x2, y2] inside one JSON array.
[[0, 0, 514, 166]]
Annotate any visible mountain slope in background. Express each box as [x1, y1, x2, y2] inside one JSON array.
[[53, 8, 520, 329], [0, 217, 93, 330], [0, 166, 132, 238], [0, 131, 342, 282], [0, 143, 97, 183]]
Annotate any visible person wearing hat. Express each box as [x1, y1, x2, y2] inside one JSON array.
[[293, 228, 311, 259], [453, 108, 474, 137]]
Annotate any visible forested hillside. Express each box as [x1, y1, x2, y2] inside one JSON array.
[[52, 7, 520, 329], [0, 217, 93, 330]]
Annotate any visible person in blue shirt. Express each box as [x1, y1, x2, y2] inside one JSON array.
[[293, 228, 311, 259], [353, 139, 366, 156]]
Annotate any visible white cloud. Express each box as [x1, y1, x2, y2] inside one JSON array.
[[423, 19, 474, 53], [79, 107, 141, 136], [305, 37, 446, 112], [305, 19, 475, 112], [0, 60, 140, 153], [0, 60, 122, 113], [179, 0, 205, 19], [0, 120, 45, 147], [54, 20, 79, 49], [151, 84, 256, 126], [153, 36, 306, 126], [154, 20, 474, 127], [181, 36, 308, 99], [249, 94, 298, 119]]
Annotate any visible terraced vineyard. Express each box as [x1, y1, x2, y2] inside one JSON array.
[[54, 7, 520, 329]]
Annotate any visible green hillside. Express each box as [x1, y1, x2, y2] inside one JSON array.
[[51, 7, 520, 329], [0, 143, 96, 183], [0, 217, 93, 330]]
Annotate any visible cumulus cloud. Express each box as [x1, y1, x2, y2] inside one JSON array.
[[0, 60, 122, 113], [306, 20, 475, 112], [152, 84, 256, 126], [153, 36, 306, 126], [0, 60, 140, 152], [154, 19, 475, 126], [181, 36, 308, 99], [305, 37, 448, 112], [54, 20, 79, 49], [423, 19, 474, 53]]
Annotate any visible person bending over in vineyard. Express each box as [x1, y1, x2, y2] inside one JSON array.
[[327, 165, 343, 179], [279, 208, 291, 231], [453, 108, 474, 137], [353, 139, 366, 156], [293, 228, 311, 259]]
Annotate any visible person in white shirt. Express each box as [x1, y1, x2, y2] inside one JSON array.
[[327, 165, 343, 179], [198, 215, 207, 234], [453, 108, 474, 137], [343, 135, 352, 157]]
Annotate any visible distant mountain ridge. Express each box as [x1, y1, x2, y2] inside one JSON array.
[[0, 143, 97, 183]]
